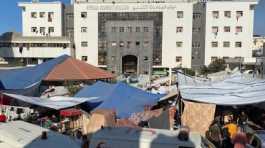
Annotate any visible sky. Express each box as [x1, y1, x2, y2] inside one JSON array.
[[0, 0, 264, 35]]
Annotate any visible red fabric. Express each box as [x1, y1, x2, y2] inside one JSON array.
[[0, 114, 7, 122], [233, 132, 248, 148], [44, 57, 114, 81], [60, 108, 82, 117]]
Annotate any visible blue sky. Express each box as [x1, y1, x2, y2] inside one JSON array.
[[0, 0, 264, 35]]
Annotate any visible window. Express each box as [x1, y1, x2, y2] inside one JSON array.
[[144, 56, 149, 61], [223, 41, 230, 47], [136, 27, 141, 32], [211, 41, 218, 47], [212, 26, 219, 33], [143, 27, 149, 32], [136, 41, 140, 46], [127, 26, 132, 32], [40, 27, 45, 35], [224, 11, 231, 18], [193, 13, 201, 19], [193, 27, 201, 32], [111, 27, 117, 32], [111, 41, 117, 47], [235, 42, 242, 48], [40, 12, 45, 18], [81, 41, 88, 47], [176, 56, 182, 62], [176, 42, 183, 47], [81, 12, 87, 18], [176, 27, 183, 33], [48, 27, 54, 33], [177, 11, 184, 18], [192, 42, 200, 48], [211, 57, 218, 62], [31, 27, 37, 33], [81, 27, 87, 33], [31, 12, 37, 18], [127, 41, 131, 48], [212, 11, 219, 19], [48, 12, 54, 22], [236, 11, 243, 18], [119, 41, 124, 47], [81, 56, 88, 61], [224, 26, 230, 32], [119, 27, 124, 32], [144, 41, 149, 47], [236, 26, 242, 33]]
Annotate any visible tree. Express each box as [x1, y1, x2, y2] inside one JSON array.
[[200, 58, 226, 75]]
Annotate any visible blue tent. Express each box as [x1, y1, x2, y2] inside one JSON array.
[[0, 55, 68, 92], [74, 81, 114, 108], [96, 82, 164, 118]]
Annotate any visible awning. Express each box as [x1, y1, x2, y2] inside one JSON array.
[[3, 93, 97, 110], [60, 108, 82, 117], [177, 72, 265, 106]]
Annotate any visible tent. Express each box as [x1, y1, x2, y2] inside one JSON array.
[[75, 82, 164, 118], [43, 56, 114, 81], [3, 93, 97, 110], [0, 55, 114, 95], [177, 72, 265, 105], [74, 81, 114, 108], [0, 55, 67, 91], [96, 82, 164, 118], [0, 121, 80, 148]]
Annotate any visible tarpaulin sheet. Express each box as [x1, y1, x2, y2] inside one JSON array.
[[74, 81, 114, 108], [96, 82, 164, 118], [177, 72, 265, 105], [0, 55, 68, 90], [181, 101, 216, 136], [3, 93, 97, 110]]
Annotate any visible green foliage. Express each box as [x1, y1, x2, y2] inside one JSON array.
[[182, 68, 196, 76], [200, 58, 226, 75], [65, 81, 82, 96]]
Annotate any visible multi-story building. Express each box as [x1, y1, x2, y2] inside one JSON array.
[[203, 0, 258, 66], [0, 0, 260, 75], [0, 1, 72, 66]]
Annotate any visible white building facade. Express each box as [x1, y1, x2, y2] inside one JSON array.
[[204, 0, 258, 65], [0, 0, 259, 74]]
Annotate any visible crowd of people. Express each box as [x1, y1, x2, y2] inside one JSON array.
[[206, 112, 249, 148]]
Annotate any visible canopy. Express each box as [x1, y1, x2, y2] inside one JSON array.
[[74, 81, 114, 108], [44, 56, 114, 81], [0, 121, 79, 148], [0, 55, 67, 90], [96, 82, 164, 118], [177, 72, 265, 105], [3, 93, 97, 110]]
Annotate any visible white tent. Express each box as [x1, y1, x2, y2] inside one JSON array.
[[177, 72, 265, 105], [0, 121, 80, 148], [4, 93, 98, 110]]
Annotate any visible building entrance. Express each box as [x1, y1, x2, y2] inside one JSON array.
[[122, 55, 138, 75]]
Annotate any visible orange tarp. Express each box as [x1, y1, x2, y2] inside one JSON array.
[[44, 57, 114, 81]]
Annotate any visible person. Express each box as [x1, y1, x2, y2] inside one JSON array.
[[237, 111, 248, 132], [178, 126, 190, 141], [208, 117, 223, 148], [74, 130, 82, 146], [224, 116, 238, 139], [81, 135, 89, 148], [232, 131, 248, 148], [222, 127, 233, 148]]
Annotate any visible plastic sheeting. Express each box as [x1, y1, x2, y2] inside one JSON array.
[[3, 93, 97, 110], [74, 81, 114, 108], [177, 72, 265, 105], [0, 55, 68, 90], [96, 82, 163, 118]]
